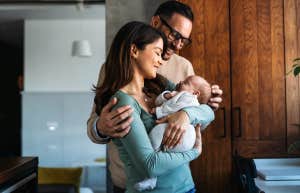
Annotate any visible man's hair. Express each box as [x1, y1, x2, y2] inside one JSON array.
[[154, 1, 194, 22]]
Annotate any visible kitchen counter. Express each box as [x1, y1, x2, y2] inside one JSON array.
[[0, 157, 38, 193], [254, 158, 300, 193]]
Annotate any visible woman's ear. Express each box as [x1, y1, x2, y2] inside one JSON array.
[[150, 15, 160, 28], [130, 44, 139, 58]]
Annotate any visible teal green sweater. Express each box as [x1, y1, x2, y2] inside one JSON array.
[[112, 89, 214, 193]]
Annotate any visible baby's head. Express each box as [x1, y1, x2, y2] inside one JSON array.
[[175, 75, 211, 104]]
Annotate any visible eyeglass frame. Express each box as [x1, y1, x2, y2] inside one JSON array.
[[159, 16, 192, 47]]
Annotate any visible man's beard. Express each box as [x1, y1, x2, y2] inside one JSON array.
[[163, 43, 176, 60]]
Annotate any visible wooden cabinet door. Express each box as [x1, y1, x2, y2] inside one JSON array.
[[179, 1, 232, 193], [230, 0, 286, 157], [284, 0, 300, 154]]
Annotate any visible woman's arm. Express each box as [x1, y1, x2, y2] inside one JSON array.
[[112, 94, 200, 178], [182, 104, 215, 128]]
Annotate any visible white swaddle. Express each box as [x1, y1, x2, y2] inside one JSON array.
[[149, 123, 196, 152]]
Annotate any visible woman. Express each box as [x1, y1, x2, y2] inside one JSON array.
[[95, 21, 214, 193]]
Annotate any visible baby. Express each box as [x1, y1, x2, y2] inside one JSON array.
[[134, 75, 213, 191]]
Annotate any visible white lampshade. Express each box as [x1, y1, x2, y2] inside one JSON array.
[[72, 40, 92, 57]]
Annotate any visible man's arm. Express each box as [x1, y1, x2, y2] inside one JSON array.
[[87, 97, 134, 144], [87, 66, 134, 144]]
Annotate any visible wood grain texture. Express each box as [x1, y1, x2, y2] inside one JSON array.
[[231, 0, 286, 156], [176, 0, 297, 191], [242, 0, 260, 140], [285, 0, 300, 150], [270, 0, 286, 139]]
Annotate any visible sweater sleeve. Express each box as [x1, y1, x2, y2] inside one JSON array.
[[112, 92, 199, 178], [182, 104, 215, 129], [87, 65, 110, 144]]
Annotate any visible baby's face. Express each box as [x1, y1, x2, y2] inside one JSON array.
[[175, 76, 202, 94]]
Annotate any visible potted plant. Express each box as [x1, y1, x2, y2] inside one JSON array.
[[287, 58, 300, 153], [287, 58, 300, 76]]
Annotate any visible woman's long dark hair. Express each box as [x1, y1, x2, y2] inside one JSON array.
[[94, 21, 168, 115]]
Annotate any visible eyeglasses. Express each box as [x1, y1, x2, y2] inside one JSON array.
[[159, 16, 192, 47]]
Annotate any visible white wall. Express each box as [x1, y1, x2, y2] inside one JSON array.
[[24, 19, 105, 92], [22, 12, 107, 193]]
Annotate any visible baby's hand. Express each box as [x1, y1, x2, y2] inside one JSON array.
[[164, 91, 176, 99], [150, 108, 156, 114]]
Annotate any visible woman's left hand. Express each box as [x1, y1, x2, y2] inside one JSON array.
[[156, 111, 190, 149], [208, 85, 223, 110]]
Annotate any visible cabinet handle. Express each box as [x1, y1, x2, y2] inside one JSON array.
[[220, 107, 226, 138], [233, 107, 242, 138]]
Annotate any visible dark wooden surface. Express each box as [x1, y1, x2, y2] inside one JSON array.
[[0, 157, 38, 183], [0, 157, 38, 192]]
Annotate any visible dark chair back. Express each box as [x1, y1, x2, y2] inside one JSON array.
[[233, 155, 264, 193]]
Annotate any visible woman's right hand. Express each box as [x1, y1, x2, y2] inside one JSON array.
[[193, 124, 202, 154], [96, 97, 134, 138]]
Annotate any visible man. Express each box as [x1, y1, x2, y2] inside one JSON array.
[[87, 1, 223, 193]]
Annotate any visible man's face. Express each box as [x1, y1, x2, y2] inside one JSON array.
[[153, 13, 193, 60]]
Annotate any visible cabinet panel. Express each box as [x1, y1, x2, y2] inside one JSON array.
[[284, 0, 300, 152], [230, 0, 286, 157], [177, 0, 297, 192]]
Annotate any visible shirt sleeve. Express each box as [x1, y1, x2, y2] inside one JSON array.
[[155, 91, 171, 106], [112, 94, 200, 178], [87, 65, 111, 144], [182, 104, 215, 129]]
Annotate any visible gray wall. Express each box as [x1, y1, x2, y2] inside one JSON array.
[[106, 0, 169, 50], [24, 19, 105, 92]]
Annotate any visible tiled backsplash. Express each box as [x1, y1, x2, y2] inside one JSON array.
[[22, 92, 106, 166], [22, 92, 106, 192]]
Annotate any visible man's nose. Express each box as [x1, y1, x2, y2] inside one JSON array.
[[173, 39, 183, 50]]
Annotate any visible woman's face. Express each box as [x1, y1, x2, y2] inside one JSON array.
[[133, 38, 164, 79]]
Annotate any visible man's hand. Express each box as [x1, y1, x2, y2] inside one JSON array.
[[96, 97, 133, 138], [156, 111, 190, 149], [208, 85, 223, 110], [193, 124, 202, 154]]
